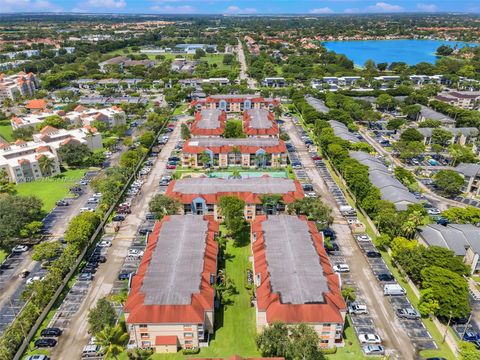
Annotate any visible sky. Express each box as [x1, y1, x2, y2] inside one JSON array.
[[0, 0, 479, 15]]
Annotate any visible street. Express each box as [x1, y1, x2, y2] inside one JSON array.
[[50, 117, 184, 359], [237, 38, 256, 89], [283, 116, 416, 359]]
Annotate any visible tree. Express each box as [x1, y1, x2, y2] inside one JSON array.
[[386, 118, 405, 131], [436, 45, 454, 56], [287, 197, 333, 226], [40, 115, 67, 129], [256, 322, 290, 358], [223, 53, 234, 65], [418, 119, 441, 128], [448, 144, 477, 166], [199, 151, 212, 167], [376, 94, 396, 111], [88, 298, 117, 336], [127, 348, 153, 360], [181, 123, 191, 140], [342, 286, 356, 302], [418, 288, 440, 318], [401, 210, 424, 239], [95, 324, 128, 360], [441, 206, 480, 224], [57, 142, 92, 167], [459, 341, 480, 360], [138, 131, 155, 148], [218, 196, 247, 238], [148, 194, 181, 218], [431, 128, 452, 147], [19, 220, 44, 238], [0, 194, 43, 242], [38, 155, 55, 176], [194, 48, 206, 59], [395, 140, 425, 160], [433, 170, 464, 197], [400, 128, 424, 142], [223, 120, 244, 138], [120, 147, 147, 171], [0, 170, 16, 194], [420, 266, 470, 319], [32, 241, 61, 261], [64, 212, 100, 249]]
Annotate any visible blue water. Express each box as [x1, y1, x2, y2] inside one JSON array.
[[323, 39, 477, 66]]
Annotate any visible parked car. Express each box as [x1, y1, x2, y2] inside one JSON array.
[[355, 234, 371, 242], [463, 331, 480, 342], [82, 345, 104, 358], [333, 264, 350, 273], [19, 269, 30, 278], [112, 215, 125, 222], [348, 303, 368, 315], [26, 276, 45, 285], [366, 251, 381, 258], [145, 213, 156, 220], [25, 355, 50, 360], [383, 283, 406, 296], [377, 273, 395, 282], [41, 327, 62, 337], [325, 243, 340, 253], [359, 333, 382, 344], [55, 200, 69, 206], [396, 307, 421, 320], [98, 240, 112, 247], [78, 272, 93, 281], [128, 249, 144, 257], [427, 208, 441, 216], [90, 255, 106, 263], [12, 245, 29, 253], [362, 345, 385, 355], [35, 338, 57, 348], [166, 164, 176, 170], [118, 271, 131, 280]]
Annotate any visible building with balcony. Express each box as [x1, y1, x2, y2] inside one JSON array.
[[435, 91, 480, 110], [262, 77, 287, 88], [243, 109, 279, 137], [191, 95, 280, 113], [455, 163, 480, 197], [416, 127, 478, 148], [181, 137, 287, 168], [190, 109, 227, 137], [251, 215, 346, 348], [125, 215, 219, 353], [165, 177, 304, 221], [0, 72, 39, 101]]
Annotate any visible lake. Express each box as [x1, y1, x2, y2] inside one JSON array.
[[323, 39, 477, 66]]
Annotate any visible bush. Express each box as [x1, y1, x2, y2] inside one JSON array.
[[182, 348, 200, 355]]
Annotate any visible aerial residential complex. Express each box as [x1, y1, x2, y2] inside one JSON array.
[[252, 215, 346, 348], [0, 72, 40, 101], [181, 137, 288, 168], [125, 215, 219, 353], [190, 109, 227, 137], [165, 177, 304, 220], [191, 95, 280, 112]]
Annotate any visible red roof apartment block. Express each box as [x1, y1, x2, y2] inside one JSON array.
[[165, 176, 304, 206], [182, 137, 287, 155], [251, 215, 346, 347], [125, 215, 218, 325], [243, 109, 279, 137], [191, 94, 280, 112], [190, 109, 227, 136]]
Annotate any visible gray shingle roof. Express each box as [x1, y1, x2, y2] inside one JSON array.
[[246, 109, 273, 129], [262, 215, 329, 304], [197, 109, 223, 129], [328, 120, 360, 143], [456, 163, 480, 178], [417, 223, 480, 256]]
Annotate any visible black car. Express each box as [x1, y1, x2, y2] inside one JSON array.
[[90, 255, 107, 263], [112, 215, 125, 222], [377, 273, 395, 282], [325, 243, 340, 253], [168, 156, 180, 162], [366, 251, 381, 258], [83, 265, 97, 274], [145, 213, 155, 220], [41, 327, 62, 337], [35, 338, 57, 348], [118, 272, 131, 281], [55, 200, 69, 206], [302, 184, 314, 191], [322, 228, 336, 239]]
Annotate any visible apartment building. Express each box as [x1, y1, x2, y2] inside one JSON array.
[[165, 177, 304, 221], [99, 56, 154, 73], [181, 137, 288, 168], [251, 215, 346, 348], [435, 91, 480, 110], [328, 120, 360, 143], [125, 215, 218, 353], [243, 109, 279, 137], [33, 126, 103, 152], [416, 127, 479, 148], [191, 95, 280, 113], [262, 77, 287, 88], [11, 105, 126, 130], [190, 109, 227, 137], [179, 78, 230, 87], [0, 72, 39, 101], [455, 163, 480, 197]]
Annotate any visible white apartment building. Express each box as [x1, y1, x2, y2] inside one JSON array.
[[0, 72, 39, 101], [0, 126, 102, 183]]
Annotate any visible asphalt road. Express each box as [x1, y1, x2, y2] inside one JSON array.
[[237, 38, 256, 89], [284, 117, 416, 360], [50, 118, 185, 359]]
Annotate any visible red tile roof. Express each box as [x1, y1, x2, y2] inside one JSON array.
[[191, 96, 280, 108], [155, 336, 178, 346], [165, 177, 304, 205], [26, 99, 47, 110], [39, 125, 58, 135], [190, 110, 227, 136], [243, 110, 279, 136], [125, 215, 219, 324], [182, 139, 287, 155], [251, 215, 346, 324]]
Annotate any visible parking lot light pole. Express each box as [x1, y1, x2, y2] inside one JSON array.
[[459, 313, 473, 342], [442, 311, 452, 344]]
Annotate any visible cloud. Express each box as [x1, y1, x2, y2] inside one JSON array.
[[416, 3, 437, 12], [344, 8, 360, 13], [0, 0, 62, 12], [309, 7, 334, 14], [224, 6, 257, 14], [74, 0, 126, 11], [150, 5, 195, 13], [366, 2, 404, 12]]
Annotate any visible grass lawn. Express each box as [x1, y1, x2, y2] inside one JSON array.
[[173, 104, 188, 116], [0, 249, 6, 263], [0, 123, 14, 142], [331, 317, 367, 359], [15, 168, 86, 211]]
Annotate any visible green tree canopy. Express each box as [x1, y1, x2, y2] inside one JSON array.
[[57, 142, 92, 167], [433, 169, 464, 197], [148, 194, 182, 219], [223, 120, 245, 138], [88, 298, 117, 336]]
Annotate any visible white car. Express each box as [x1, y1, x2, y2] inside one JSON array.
[[26, 275, 45, 285], [92, 193, 102, 198], [427, 208, 441, 215], [363, 345, 385, 355], [355, 234, 371, 242], [359, 333, 382, 344], [98, 240, 112, 248], [12, 245, 29, 253], [348, 303, 368, 315], [87, 197, 99, 204], [305, 192, 317, 198], [333, 264, 350, 273], [128, 249, 144, 257], [80, 207, 94, 213]]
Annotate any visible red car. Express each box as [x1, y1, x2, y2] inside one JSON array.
[[166, 164, 177, 170], [311, 155, 322, 160]]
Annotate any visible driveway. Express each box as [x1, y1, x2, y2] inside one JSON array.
[[50, 118, 184, 359], [283, 117, 416, 359]]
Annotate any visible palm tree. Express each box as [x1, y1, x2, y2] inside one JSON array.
[[401, 211, 424, 239], [38, 155, 55, 177], [231, 146, 241, 166], [127, 348, 153, 360], [96, 324, 129, 360]]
